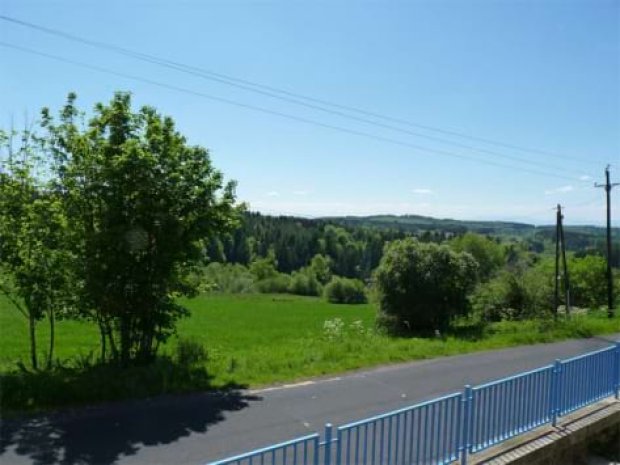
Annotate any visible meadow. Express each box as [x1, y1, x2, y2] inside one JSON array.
[[2, 293, 620, 392]]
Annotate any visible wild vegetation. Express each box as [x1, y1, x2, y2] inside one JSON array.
[[1, 92, 618, 414]]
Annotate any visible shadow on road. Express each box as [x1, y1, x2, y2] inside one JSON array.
[[0, 387, 261, 465]]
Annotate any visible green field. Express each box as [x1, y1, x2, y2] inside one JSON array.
[[2, 293, 620, 392]]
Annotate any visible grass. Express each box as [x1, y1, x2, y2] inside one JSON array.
[[1, 293, 619, 412]]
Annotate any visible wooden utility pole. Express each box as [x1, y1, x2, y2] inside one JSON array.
[[558, 207, 571, 315], [554, 204, 561, 319], [595, 166, 619, 318]]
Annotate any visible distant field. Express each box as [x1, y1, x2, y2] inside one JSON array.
[[1, 293, 619, 389]]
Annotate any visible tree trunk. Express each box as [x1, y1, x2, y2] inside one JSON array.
[[97, 318, 106, 362], [29, 313, 37, 370], [47, 309, 55, 369], [120, 313, 131, 366], [106, 319, 118, 361]]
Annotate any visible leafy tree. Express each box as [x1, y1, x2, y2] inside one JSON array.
[[450, 232, 504, 280], [0, 129, 73, 369], [323, 225, 364, 278], [41, 92, 239, 365], [469, 264, 553, 321], [374, 238, 478, 333], [249, 249, 278, 281], [324, 276, 367, 304], [309, 254, 332, 284], [567, 255, 608, 309]]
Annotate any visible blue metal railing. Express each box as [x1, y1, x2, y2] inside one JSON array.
[[207, 341, 620, 465], [208, 434, 321, 465], [333, 392, 462, 465], [469, 365, 553, 453], [558, 346, 617, 416]]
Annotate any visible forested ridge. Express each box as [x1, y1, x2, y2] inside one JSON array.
[[211, 211, 620, 279]]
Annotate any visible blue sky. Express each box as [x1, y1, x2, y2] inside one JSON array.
[[1, 0, 618, 225]]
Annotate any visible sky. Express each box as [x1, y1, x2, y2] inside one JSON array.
[[1, 0, 619, 225]]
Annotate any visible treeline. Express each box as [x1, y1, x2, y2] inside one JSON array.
[[205, 212, 619, 283], [207, 212, 449, 279], [202, 215, 619, 332]]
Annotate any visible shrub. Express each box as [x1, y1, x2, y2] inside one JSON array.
[[288, 268, 322, 296], [470, 260, 556, 321], [255, 273, 291, 294], [374, 238, 478, 334], [175, 338, 208, 366], [469, 255, 613, 322], [568, 255, 609, 309], [324, 276, 367, 304], [202, 262, 255, 293]]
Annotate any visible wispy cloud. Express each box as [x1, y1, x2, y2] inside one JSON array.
[[579, 175, 592, 181], [292, 190, 310, 196], [266, 191, 280, 197], [412, 188, 434, 195], [544, 185, 574, 195]]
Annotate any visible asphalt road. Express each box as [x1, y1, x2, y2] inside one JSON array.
[[2, 334, 619, 465]]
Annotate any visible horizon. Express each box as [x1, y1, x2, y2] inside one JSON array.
[[247, 209, 620, 230]]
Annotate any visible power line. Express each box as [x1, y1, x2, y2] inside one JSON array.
[[1, 41, 591, 184], [0, 14, 599, 169]]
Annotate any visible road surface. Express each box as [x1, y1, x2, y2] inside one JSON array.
[[1, 334, 618, 465]]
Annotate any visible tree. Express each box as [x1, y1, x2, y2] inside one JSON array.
[[469, 264, 554, 321], [309, 254, 332, 284], [324, 276, 367, 304], [41, 92, 239, 365], [374, 238, 478, 333], [450, 232, 504, 280], [568, 255, 609, 309], [249, 248, 278, 281], [0, 129, 73, 369]]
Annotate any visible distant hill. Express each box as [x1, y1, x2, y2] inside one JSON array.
[[217, 212, 619, 275], [322, 214, 618, 239], [322, 214, 536, 236]]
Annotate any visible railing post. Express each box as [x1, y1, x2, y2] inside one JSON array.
[[615, 342, 620, 400], [551, 359, 562, 426], [323, 423, 333, 465], [460, 385, 473, 465]]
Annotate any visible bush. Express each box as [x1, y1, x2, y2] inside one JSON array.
[[288, 268, 322, 296], [202, 263, 255, 294], [374, 238, 478, 334], [255, 273, 291, 294], [324, 276, 367, 304], [470, 255, 613, 322], [175, 338, 208, 366], [569, 255, 609, 309]]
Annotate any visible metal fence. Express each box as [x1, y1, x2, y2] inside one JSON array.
[[208, 342, 620, 465], [207, 434, 321, 465], [469, 365, 553, 453], [334, 392, 462, 465]]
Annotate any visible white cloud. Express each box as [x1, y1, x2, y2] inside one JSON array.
[[544, 185, 574, 195], [412, 188, 434, 195], [292, 190, 310, 196], [579, 175, 592, 181], [266, 191, 280, 197]]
